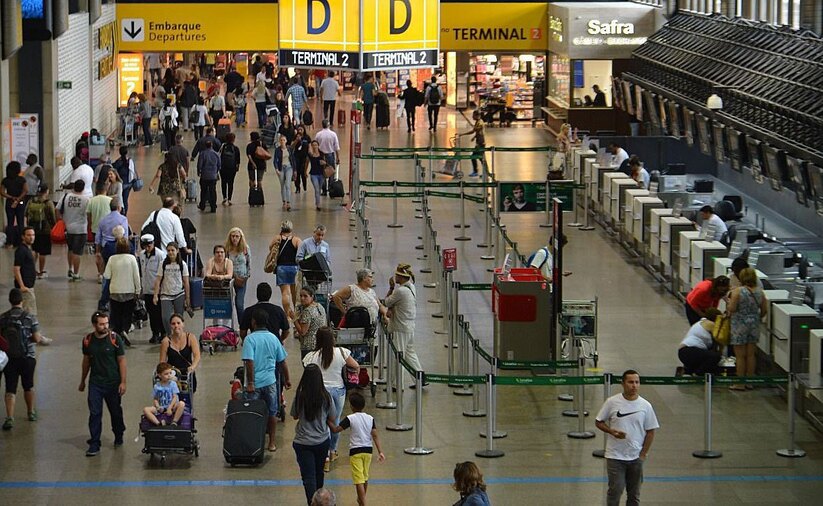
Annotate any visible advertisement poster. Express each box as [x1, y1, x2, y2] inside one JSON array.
[[9, 115, 39, 165], [498, 181, 546, 212]]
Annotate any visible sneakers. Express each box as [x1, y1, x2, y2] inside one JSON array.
[[329, 450, 339, 463], [323, 457, 330, 472], [36, 270, 48, 279], [85, 447, 100, 457], [469, 172, 480, 177], [38, 336, 53, 346], [2, 417, 13, 430], [114, 435, 124, 446], [675, 366, 685, 377], [28, 411, 37, 422]]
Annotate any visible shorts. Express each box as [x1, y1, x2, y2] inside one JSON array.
[[32, 233, 52, 255], [248, 168, 266, 184], [350, 452, 373, 484], [3, 356, 36, 393], [245, 383, 279, 417], [275, 265, 299, 286], [21, 289, 37, 316], [66, 233, 86, 255]]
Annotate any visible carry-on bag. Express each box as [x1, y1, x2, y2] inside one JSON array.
[[248, 165, 265, 207], [223, 398, 267, 466], [185, 178, 198, 202]]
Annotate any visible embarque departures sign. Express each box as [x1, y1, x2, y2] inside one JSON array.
[[279, 0, 439, 71]]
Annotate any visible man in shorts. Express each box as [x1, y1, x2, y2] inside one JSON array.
[[57, 180, 90, 281], [242, 308, 290, 452]]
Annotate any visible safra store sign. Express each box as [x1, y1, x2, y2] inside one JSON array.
[[548, 2, 656, 59]]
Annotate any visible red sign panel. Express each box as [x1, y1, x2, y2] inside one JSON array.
[[443, 248, 457, 271]]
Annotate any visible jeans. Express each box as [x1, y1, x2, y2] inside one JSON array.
[[144, 294, 164, 337], [110, 297, 136, 336], [141, 118, 153, 145], [199, 179, 217, 210], [293, 439, 331, 505], [278, 167, 293, 204], [220, 169, 237, 201], [323, 100, 336, 122], [311, 175, 324, 207], [87, 383, 126, 450], [161, 294, 186, 335], [427, 105, 440, 130], [233, 281, 246, 323], [327, 385, 346, 451], [235, 103, 246, 127], [121, 183, 132, 215], [363, 103, 374, 126], [180, 106, 191, 130], [256, 102, 267, 128], [606, 458, 643, 506], [4, 202, 25, 247]]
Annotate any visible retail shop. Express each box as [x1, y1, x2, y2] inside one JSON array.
[[437, 1, 548, 124], [546, 2, 657, 134]]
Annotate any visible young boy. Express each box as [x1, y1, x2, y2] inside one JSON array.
[[143, 363, 186, 426], [332, 392, 385, 506]]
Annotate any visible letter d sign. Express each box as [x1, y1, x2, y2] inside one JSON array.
[[390, 0, 412, 35], [308, 0, 331, 34]]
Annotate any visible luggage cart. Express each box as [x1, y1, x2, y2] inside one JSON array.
[[299, 260, 333, 324], [438, 136, 464, 180], [119, 109, 138, 147], [335, 326, 376, 397], [200, 279, 238, 355], [140, 369, 200, 466]]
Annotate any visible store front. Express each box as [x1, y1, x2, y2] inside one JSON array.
[[546, 2, 657, 134], [439, 1, 548, 124]]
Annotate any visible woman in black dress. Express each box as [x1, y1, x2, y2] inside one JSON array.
[[159, 313, 201, 393]]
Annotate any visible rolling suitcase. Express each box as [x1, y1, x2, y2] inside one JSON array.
[[216, 118, 231, 142], [248, 166, 265, 207], [375, 101, 390, 129], [329, 179, 345, 199], [223, 398, 267, 466], [189, 246, 204, 309], [185, 178, 198, 202]]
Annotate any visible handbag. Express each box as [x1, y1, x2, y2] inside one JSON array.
[[50, 219, 67, 244], [323, 164, 335, 179], [340, 349, 360, 389], [255, 145, 272, 161], [0, 349, 8, 372], [132, 176, 144, 192], [712, 314, 731, 346], [264, 239, 287, 274]]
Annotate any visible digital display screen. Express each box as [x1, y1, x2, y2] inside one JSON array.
[[745, 137, 764, 181], [22, 0, 45, 19], [786, 155, 808, 206], [634, 84, 643, 122], [622, 81, 633, 115], [807, 164, 823, 215], [667, 101, 680, 137], [696, 114, 712, 156], [763, 145, 784, 191], [612, 77, 623, 111], [682, 107, 694, 146], [726, 128, 742, 172], [712, 122, 726, 162], [643, 90, 659, 129]]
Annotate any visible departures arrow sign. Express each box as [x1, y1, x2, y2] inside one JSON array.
[[121, 18, 145, 42]]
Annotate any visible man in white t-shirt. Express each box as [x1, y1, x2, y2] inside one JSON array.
[[528, 234, 570, 283], [595, 370, 659, 506], [66, 157, 94, 198], [319, 71, 341, 123], [608, 143, 629, 168], [698, 205, 728, 242]]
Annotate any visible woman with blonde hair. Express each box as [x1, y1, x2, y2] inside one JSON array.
[[727, 267, 768, 389], [453, 461, 491, 505], [225, 227, 251, 321]]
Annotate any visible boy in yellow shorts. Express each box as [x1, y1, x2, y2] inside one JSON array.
[[332, 391, 384, 505]]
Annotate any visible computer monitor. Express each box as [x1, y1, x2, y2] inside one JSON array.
[[665, 163, 687, 175], [696, 114, 712, 156], [667, 101, 681, 137], [725, 128, 743, 172], [642, 90, 659, 130], [745, 137, 764, 181], [786, 155, 808, 206], [634, 85, 644, 122], [682, 107, 695, 146], [806, 163, 823, 215], [763, 145, 784, 191], [622, 81, 634, 115]]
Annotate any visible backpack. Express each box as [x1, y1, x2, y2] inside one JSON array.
[[141, 210, 162, 246], [340, 306, 372, 337], [189, 108, 201, 124], [113, 157, 131, 184], [428, 84, 441, 105], [527, 247, 550, 270], [82, 331, 119, 349], [220, 144, 237, 171], [162, 110, 174, 131], [0, 311, 30, 359], [26, 199, 48, 230]]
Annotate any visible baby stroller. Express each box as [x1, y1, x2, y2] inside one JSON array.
[[140, 368, 200, 465], [437, 136, 464, 180], [329, 306, 375, 396]]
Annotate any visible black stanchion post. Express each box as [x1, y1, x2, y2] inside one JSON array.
[[456, 181, 472, 239], [693, 373, 722, 458], [464, 336, 487, 418], [777, 373, 806, 458], [433, 265, 447, 317], [374, 323, 387, 387], [540, 179, 552, 228], [475, 373, 505, 458], [593, 372, 611, 458], [388, 181, 403, 228], [455, 320, 473, 396], [404, 370, 434, 455], [386, 346, 412, 431], [568, 357, 595, 439]]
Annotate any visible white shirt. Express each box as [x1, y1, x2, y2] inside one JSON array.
[[529, 247, 553, 280], [192, 104, 208, 127], [302, 347, 351, 389], [702, 213, 728, 241], [319, 77, 340, 101], [596, 393, 659, 461], [610, 148, 629, 168], [255, 71, 267, 84], [637, 167, 650, 189], [139, 247, 167, 295], [680, 320, 713, 349], [159, 106, 179, 129], [315, 128, 340, 155], [384, 281, 417, 334], [343, 412, 375, 450], [142, 208, 187, 249], [69, 165, 95, 198], [158, 260, 189, 299]]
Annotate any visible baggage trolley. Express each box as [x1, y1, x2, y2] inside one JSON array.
[[200, 278, 238, 355], [140, 369, 200, 465], [335, 326, 376, 397], [438, 136, 464, 180]]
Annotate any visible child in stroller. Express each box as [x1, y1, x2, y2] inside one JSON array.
[[143, 362, 187, 426]]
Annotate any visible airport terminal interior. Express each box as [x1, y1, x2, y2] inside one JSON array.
[[1, 0, 823, 505]]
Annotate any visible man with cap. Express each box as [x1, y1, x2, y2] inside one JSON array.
[[380, 263, 425, 388], [137, 234, 167, 343]]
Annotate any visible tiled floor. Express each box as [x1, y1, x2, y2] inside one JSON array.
[[1, 96, 821, 505]]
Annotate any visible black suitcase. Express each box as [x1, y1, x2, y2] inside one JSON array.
[[329, 179, 345, 198], [144, 426, 194, 452], [249, 169, 265, 207], [223, 399, 267, 466], [376, 102, 390, 129]]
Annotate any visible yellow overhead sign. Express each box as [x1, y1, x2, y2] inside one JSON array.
[[440, 3, 547, 51], [116, 3, 278, 51]]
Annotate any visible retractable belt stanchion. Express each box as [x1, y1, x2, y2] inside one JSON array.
[[464, 336, 487, 418], [404, 369, 433, 455], [480, 358, 507, 439], [374, 323, 387, 387], [581, 175, 595, 231], [568, 181, 582, 228], [475, 373, 504, 458], [427, 240, 440, 292], [559, 327, 575, 403], [364, 240, 373, 270], [376, 330, 396, 410], [454, 319, 473, 396], [448, 281, 460, 384], [353, 217, 365, 263], [567, 356, 595, 439], [418, 201, 429, 259], [777, 372, 806, 458], [489, 221, 505, 272], [539, 179, 552, 228], [562, 331, 587, 416], [386, 340, 412, 431], [592, 372, 611, 458], [388, 181, 403, 228], [413, 155, 423, 209], [478, 190, 491, 249], [455, 182, 472, 240], [692, 373, 722, 459], [428, 145, 434, 183], [433, 264, 448, 317], [370, 147, 376, 181]]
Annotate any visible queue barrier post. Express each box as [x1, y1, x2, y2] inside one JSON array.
[[692, 373, 722, 459], [480, 358, 508, 440], [418, 203, 429, 261], [454, 319, 473, 396], [475, 373, 505, 458], [374, 323, 387, 386], [568, 181, 583, 228], [427, 145, 434, 184], [777, 372, 806, 458], [388, 181, 403, 228], [478, 190, 491, 250], [490, 221, 506, 272], [370, 146, 376, 181], [539, 179, 552, 228], [413, 155, 423, 207], [433, 264, 446, 317], [447, 281, 460, 383], [567, 357, 595, 439], [386, 340, 412, 431], [464, 335, 487, 418], [375, 328, 396, 409], [580, 175, 595, 231], [592, 372, 611, 458], [455, 181, 472, 240], [404, 369, 434, 455]]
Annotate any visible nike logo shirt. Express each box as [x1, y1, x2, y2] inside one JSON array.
[[596, 393, 660, 461]]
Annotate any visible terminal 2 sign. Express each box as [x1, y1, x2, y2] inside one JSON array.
[[279, 0, 439, 70]]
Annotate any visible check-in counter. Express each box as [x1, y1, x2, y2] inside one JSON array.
[[690, 241, 727, 288], [762, 290, 791, 354], [633, 197, 664, 244], [713, 257, 769, 284], [809, 329, 823, 394], [771, 303, 823, 373], [602, 173, 629, 216], [575, 150, 596, 184], [677, 231, 702, 292], [624, 189, 649, 238], [660, 217, 695, 270], [611, 178, 637, 226], [649, 209, 675, 261]]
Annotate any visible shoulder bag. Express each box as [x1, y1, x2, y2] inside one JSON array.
[[263, 239, 287, 274], [339, 348, 359, 389], [712, 313, 731, 346], [255, 144, 272, 161]]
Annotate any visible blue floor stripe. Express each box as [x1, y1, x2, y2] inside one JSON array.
[[1, 475, 822, 489]]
